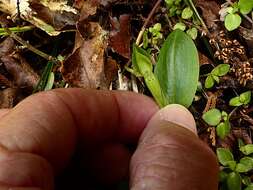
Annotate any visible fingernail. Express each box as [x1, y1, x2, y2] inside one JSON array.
[[147, 104, 197, 135]]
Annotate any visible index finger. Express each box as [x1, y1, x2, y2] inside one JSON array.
[[0, 88, 158, 172]]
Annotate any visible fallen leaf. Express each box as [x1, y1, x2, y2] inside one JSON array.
[[199, 52, 213, 66], [195, 0, 220, 31], [0, 88, 17, 108], [109, 14, 131, 59], [239, 27, 253, 57], [0, 0, 78, 36], [1, 54, 40, 89], [62, 22, 109, 89]]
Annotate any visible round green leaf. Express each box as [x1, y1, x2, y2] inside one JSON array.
[[227, 172, 242, 190], [239, 91, 251, 105], [236, 157, 253, 173], [186, 27, 198, 40], [242, 176, 251, 186], [219, 171, 228, 182], [154, 29, 199, 107], [173, 22, 186, 31], [181, 7, 193, 19], [240, 144, 253, 155], [238, 0, 253, 14], [211, 64, 230, 76], [202, 108, 222, 126], [225, 13, 242, 31], [205, 75, 214, 89], [217, 121, 231, 139], [216, 148, 234, 166], [229, 97, 243, 107]]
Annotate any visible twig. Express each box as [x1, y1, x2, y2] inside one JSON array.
[[1, 24, 57, 62], [136, 0, 162, 45]]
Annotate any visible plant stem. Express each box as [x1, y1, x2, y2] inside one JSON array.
[[185, 0, 209, 35], [1, 25, 57, 62], [0, 26, 34, 35], [136, 0, 162, 45]]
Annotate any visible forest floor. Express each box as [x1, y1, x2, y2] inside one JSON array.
[[0, 0, 253, 189]]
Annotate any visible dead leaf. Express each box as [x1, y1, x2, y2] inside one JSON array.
[[0, 88, 17, 108], [62, 22, 109, 89], [109, 14, 131, 59], [195, 0, 220, 31], [239, 27, 253, 57], [199, 52, 213, 66], [1, 54, 40, 89], [0, 37, 15, 57], [0, 0, 78, 36]]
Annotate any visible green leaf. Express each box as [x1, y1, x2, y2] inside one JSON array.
[[173, 22, 186, 31], [182, 7, 193, 19], [44, 72, 54, 91], [216, 148, 234, 166], [238, 0, 253, 14], [242, 176, 251, 186], [230, 97, 243, 107], [33, 61, 54, 93], [212, 75, 220, 83], [245, 184, 253, 190], [202, 108, 222, 126], [205, 75, 214, 89], [238, 139, 245, 149], [211, 64, 230, 76], [186, 27, 198, 40], [219, 171, 229, 182], [240, 144, 253, 155], [132, 44, 167, 107], [239, 91, 251, 105], [217, 121, 231, 139], [227, 161, 237, 171], [154, 29, 199, 107], [236, 157, 253, 173], [225, 13, 242, 31], [227, 172, 242, 190]]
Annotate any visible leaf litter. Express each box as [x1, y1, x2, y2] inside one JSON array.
[[0, 0, 252, 189]]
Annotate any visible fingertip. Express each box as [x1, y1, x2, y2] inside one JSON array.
[[147, 104, 197, 135]]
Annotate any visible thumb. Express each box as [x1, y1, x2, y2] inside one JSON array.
[[130, 104, 219, 190]]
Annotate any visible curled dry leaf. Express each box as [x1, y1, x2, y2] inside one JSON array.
[[62, 22, 110, 89], [109, 14, 131, 59], [0, 0, 78, 36]]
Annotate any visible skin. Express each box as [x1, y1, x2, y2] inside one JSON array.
[[0, 88, 219, 190]]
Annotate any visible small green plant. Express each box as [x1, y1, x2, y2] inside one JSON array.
[[229, 91, 251, 107], [217, 147, 253, 190], [205, 64, 230, 89], [131, 29, 199, 108], [143, 23, 163, 48], [202, 109, 230, 139], [165, 0, 199, 40], [224, 0, 253, 31]]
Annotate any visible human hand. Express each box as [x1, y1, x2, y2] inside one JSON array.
[[0, 88, 218, 190]]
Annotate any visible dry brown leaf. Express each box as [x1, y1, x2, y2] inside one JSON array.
[[195, 0, 220, 31], [62, 22, 109, 89], [0, 88, 17, 108], [239, 27, 253, 57], [109, 14, 131, 59], [199, 52, 213, 66], [1, 54, 40, 89], [0, 0, 78, 36]]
